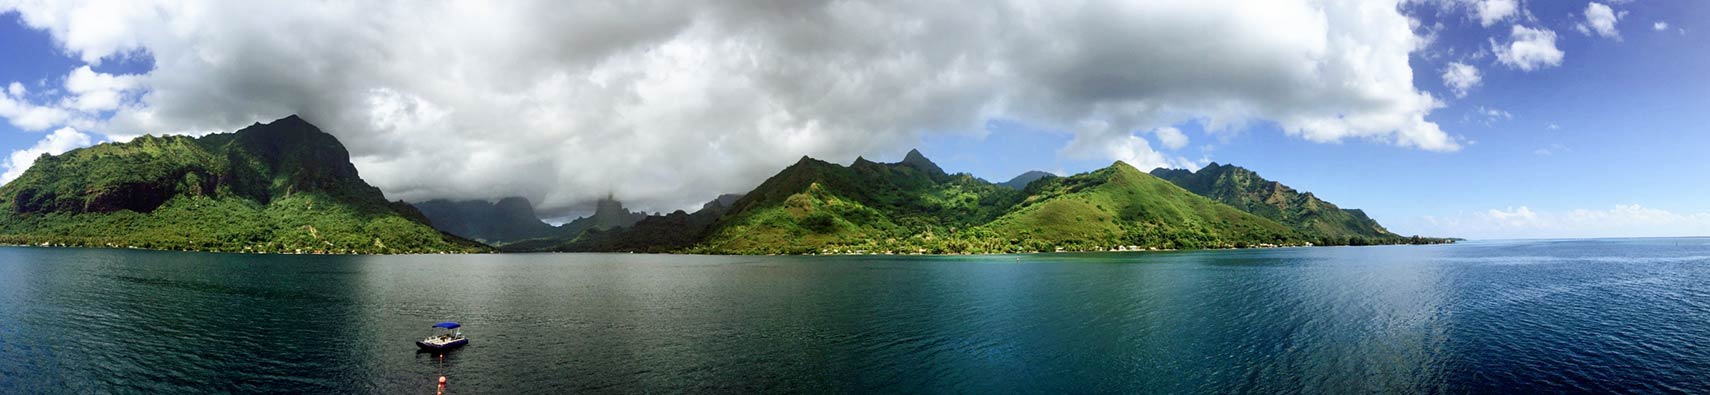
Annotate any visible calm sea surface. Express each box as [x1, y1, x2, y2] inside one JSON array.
[[2, 239, 1709, 394]]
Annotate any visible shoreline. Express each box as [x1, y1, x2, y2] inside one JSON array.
[[0, 238, 1457, 257]]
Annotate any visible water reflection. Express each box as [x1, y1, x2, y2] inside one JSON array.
[[3, 240, 1709, 393]]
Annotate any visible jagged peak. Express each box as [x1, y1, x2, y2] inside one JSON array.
[[260, 114, 312, 128], [898, 148, 945, 175], [784, 155, 840, 172], [851, 155, 878, 167], [1149, 166, 1190, 175]]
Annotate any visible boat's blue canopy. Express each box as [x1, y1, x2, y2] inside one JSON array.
[[433, 322, 461, 329]]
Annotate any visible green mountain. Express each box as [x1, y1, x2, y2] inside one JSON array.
[[560, 151, 1330, 254], [414, 194, 648, 247], [413, 197, 559, 245], [0, 115, 483, 254], [1000, 170, 1055, 189], [522, 194, 744, 253], [1149, 163, 1412, 245], [981, 162, 1302, 252], [460, 195, 650, 250], [542, 151, 1448, 254], [690, 153, 1025, 254], [575, 195, 649, 232]]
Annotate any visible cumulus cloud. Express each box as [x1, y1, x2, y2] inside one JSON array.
[[1420, 205, 1710, 239], [1652, 21, 1668, 31], [1472, 0, 1518, 27], [1, 0, 1461, 214], [1494, 25, 1565, 71], [1441, 62, 1481, 98], [61, 65, 142, 112], [1151, 127, 1189, 150], [1577, 2, 1623, 39], [0, 65, 139, 132], [0, 83, 73, 131], [1, 126, 96, 183]]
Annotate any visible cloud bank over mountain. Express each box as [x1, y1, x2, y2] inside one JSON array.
[[0, 0, 1457, 214]]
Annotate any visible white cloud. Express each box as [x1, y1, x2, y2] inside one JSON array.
[[1061, 121, 1172, 171], [1474, 105, 1512, 124], [1420, 205, 1710, 239], [1473, 0, 1518, 27], [1580, 2, 1622, 39], [1546, 122, 1561, 130], [1494, 25, 1565, 71], [0, 0, 1463, 214], [1, 127, 97, 183], [0, 66, 139, 132], [1441, 62, 1481, 98], [61, 65, 143, 112], [1484, 206, 1538, 225], [0, 86, 73, 131], [1653, 21, 1669, 31], [1151, 126, 1188, 150]]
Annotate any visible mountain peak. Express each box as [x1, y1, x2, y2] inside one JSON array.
[[0, 117, 479, 253], [899, 149, 945, 175], [1000, 170, 1054, 189], [257, 114, 312, 129], [1150, 161, 1401, 241]]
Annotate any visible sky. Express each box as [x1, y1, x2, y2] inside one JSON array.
[[0, 0, 1705, 239]]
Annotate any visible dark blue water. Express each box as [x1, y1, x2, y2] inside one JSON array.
[[2, 239, 1708, 393]]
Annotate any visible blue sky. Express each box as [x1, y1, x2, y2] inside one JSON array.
[[0, 1, 1706, 238], [910, 1, 1710, 238]]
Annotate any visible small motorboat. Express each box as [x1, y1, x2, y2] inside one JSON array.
[[416, 321, 469, 351]]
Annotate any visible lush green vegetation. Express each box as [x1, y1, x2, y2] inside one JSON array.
[[542, 151, 1453, 255], [538, 150, 1439, 255], [683, 152, 1028, 254], [979, 162, 1302, 252], [0, 116, 484, 254], [6, 115, 1443, 256], [1151, 163, 1454, 246]]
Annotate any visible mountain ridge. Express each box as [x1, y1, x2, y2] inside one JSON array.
[[1150, 162, 1412, 244], [0, 115, 483, 254], [513, 150, 1451, 254], [1000, 170, 1055, 189], [0, 119, 1449, 255]]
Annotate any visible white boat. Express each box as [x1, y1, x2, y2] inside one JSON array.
[[416, 321, 468, 351]]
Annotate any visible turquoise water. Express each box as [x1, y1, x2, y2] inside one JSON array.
[[2, 239, 1708, 393]]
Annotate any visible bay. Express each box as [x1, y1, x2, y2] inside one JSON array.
[[2, 238, 1709, 393]]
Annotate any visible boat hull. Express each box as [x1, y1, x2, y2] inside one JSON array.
[[416, 338, 469, 351]]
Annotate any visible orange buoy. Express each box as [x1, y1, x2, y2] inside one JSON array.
[[437, 375, 447, 395]]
